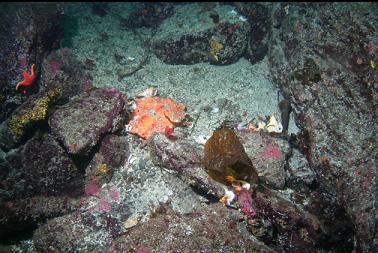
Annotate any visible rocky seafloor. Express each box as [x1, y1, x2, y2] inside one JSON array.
[[0, 2, 377, 253]]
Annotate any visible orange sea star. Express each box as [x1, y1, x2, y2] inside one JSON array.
[[16, 64, 36, 91]]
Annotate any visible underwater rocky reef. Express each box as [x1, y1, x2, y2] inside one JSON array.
[[0, 2, 377, 253]]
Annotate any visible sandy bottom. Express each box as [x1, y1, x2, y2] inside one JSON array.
[[66, 3, 299, 140]]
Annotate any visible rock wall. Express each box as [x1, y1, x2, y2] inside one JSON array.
[[267, 3, 377, 252]]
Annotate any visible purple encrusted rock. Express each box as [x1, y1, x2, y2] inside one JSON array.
[[48, 88, 126, 155], [19, 132, 80, 198], [85, 134, 129, 187], [40, 48, 91, 98], [0, 3, 62, 121]]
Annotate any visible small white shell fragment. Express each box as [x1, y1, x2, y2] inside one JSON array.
[[136, 87, 158, 98], [266, 113, 283, 133], [193, 135, 208, 145], [219, 188, 236, 206], [211, 107, 219, 113], [248, 113, 283, 133], [242, 183, 251, 190], [123, 217, 138, 229], [239, 15, 248, 22], [257, 121, 266, 130], [229, 9, 238, 15]]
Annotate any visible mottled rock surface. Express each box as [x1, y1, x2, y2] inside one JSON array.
[[49, 88, 126, 155], [234, 2, 271, 64], [286, 148, 316, 189], [238, 131, 290, 189], [148, 133, 225, 198], [153, 3, 250, 65], [40, 48, 91, 99], [121, 2, 174, 29], [253, 186, 322, 252], [85, 134, 129, 186], [103, 203, 276, 253], [268, 3, 377, 251], [0, 196, 85, 241], [18, 132, 79, 199], [0, 132, 81, 241]]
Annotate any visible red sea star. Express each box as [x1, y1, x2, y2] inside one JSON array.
[[16, 64, 36, 91]]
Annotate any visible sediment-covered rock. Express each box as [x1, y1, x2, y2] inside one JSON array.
[[153, 3, 250, 65], [102, 203, 276, 253], [0, 196, 86, 241], [148, 133, 225, 198], [121, 2, 174, 29], [16, 132, 79, 199]]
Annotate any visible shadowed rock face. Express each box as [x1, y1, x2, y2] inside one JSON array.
[[0, 132, 80, 202], [267, 3, 377, 252], [0, 3, 62, 122]]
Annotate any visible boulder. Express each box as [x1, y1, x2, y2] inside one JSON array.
[[238, 131, 290, 189], [153, 3, 250, 65], [103, 203, 276, 253], [40, 48, 92, 99], [49, 88, 126, 155], [85, 134, 129, 187]]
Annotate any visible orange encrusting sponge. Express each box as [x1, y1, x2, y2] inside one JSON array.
[[127, 96, 186, 139]]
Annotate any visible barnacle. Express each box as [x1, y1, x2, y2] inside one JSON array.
[[203, 127, 258, 185], [8, 87, 61, 139]]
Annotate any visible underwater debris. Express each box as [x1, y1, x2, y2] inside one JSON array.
[[126, 96, 186, 139], [203, 127, 259, 185], [136, 87, 158, 98], [247, 113, 283, 133]]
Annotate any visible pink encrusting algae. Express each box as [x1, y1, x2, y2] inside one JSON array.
[[263, 143, 283, 159]]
